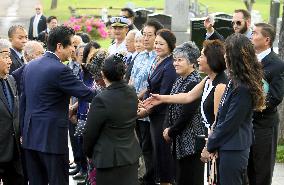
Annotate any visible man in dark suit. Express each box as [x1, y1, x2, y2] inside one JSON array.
[[37, 16, 58, 47], [28, 4, 47, 40], [21, 26, 96, 185], [8, 25, 28, 73], [0, 39, 24, 185], [204, 15, 224, 41], [249, 23, 284, 185]]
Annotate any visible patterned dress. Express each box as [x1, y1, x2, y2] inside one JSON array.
[[167, 70, 205, 159]]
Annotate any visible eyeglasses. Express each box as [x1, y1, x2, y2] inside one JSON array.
[[35, 8, 41, 10], [231, 21, 242, 26]]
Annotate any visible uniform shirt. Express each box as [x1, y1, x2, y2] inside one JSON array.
[[108, 40, 127, 55]]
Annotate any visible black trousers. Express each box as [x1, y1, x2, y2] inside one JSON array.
[[176, 153, 204, 185], [247, 126, 278, 185], [24, 149, 68, 185], [96, 162, 139, 185], [218, 149, 249, 185], [0, 158, 24, 185], [135, 120, 156, 185], [69, 121, 79, 164], [149, 115, 175, 183]]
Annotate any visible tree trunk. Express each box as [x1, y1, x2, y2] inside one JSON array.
[[277, 4, 284, 142], [51, 0, 57, 10]]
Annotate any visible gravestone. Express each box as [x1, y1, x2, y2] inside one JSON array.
[[214, 17, 234, 39], [165, 0, 190, 45], [190, 18, 207, 50], [148, 13, 172, 30], [190, 16, 233, 50], [133, 8, 153, 30]]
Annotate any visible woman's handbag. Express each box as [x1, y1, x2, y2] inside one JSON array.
[[195, 134, 206, 152], [74, 119, 87, 136]]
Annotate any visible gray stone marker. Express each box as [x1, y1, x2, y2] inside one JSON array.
[[164, 0, 190, 45]]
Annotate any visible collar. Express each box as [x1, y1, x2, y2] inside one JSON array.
[[70, 60, 80, 66], [36, 13, 42, 18], [142, 50, 156, 58], [46, 51, 61, 61], [256, 48, 271, 62], [11, 48, 23, 59], [206, 30, 214, 39], [244, 28, 253, 39], [106, 80, 126, 90]]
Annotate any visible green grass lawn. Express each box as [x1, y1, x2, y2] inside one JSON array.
[[42, 0, 282, 48], [42, 0, 281, 22], [277, 145, 284, 163]]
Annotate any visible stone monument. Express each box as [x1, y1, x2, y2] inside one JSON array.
[[165, 0, 190, 45]]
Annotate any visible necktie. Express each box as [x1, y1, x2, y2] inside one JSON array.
[[126, 55, 132, 66], [20, 56, 25, 64], [1, 79, 14, 113]]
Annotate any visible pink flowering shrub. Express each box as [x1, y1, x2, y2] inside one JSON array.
[[64, 16, 108, 39]]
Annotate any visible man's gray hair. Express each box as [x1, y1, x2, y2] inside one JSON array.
[[75, 43, 87, 56], [0, 39, 11, 51], [127, 29, 139, 37], [135, 30, 143, 40], [24, 40, 43, 56]]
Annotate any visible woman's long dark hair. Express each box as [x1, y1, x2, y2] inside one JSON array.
[[225, 33, 265, 111]]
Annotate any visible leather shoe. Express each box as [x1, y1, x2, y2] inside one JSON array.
[[77, 180, 86, 185], [69, 168, 80, 176], [72, 172, 87, 180], [69, 163, 77, 169]]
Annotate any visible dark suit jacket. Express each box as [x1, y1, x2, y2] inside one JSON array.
[[28, 15, 47, 40], [9, 48, 24, 74], [0, 75, 21, 162], [145, 55, 177, 115], [207, 82, 254, 152], [37, 29, 48, 46], [253, 51, 284, 128], [205, 30, 224, 41], [83, 81, 141, 168], [21, 52, 95, 154]]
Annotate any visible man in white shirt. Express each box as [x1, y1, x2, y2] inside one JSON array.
[[108, 17, 129, 55], [28, 4, 47, 40]]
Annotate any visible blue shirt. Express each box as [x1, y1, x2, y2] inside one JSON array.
[[130, 50, 156, 94]]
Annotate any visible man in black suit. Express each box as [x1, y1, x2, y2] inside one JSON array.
[[28, 4, 47, 40], [37, 16, 58, 47], [8, 25, 28, 74], [249, 23, 284, 185], [21, 26, 96, 185], [204, 15, 224, 41], [0, 38, 24, 185]]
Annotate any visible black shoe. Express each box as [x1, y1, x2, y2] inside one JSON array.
[[77, 180, 86, 185], [69, 163, 77, 169], [69, 168, 80, 176], [72, 172, 87, 180]]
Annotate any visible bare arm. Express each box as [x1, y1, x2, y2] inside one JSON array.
[[143, 78, 206, 108], [213, 83, 227, 119]]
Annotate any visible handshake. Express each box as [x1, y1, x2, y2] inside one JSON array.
[[136, 94, 162, 118]]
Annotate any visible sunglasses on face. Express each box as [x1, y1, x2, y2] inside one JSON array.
[[231, 21, 242, 26]]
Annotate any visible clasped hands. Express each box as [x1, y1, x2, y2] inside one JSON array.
[[137, 93, 163, 118]]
